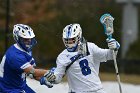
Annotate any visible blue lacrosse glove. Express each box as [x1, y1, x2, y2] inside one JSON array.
[[106, 38, 120, 50], [40, 76, 53, 88], [40, 67, 56, 88]]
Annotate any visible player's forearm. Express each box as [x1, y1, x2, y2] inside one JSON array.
[[34, 69, 48, 77], [53, 74, 62, 84], [24, 66, 48, 79], [106, 49, 114, 60]]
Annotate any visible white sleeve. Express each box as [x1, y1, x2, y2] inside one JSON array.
[[54, 53, 70, 84], [90, 43, 113, 62]]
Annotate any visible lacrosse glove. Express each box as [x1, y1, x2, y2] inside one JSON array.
[[40, 76, 53, 88], [106, 38, 120, 50], [40, 67, 56, 88]]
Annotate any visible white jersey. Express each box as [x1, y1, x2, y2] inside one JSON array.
[[54, 42, 113, 93]]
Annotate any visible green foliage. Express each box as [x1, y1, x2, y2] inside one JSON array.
[[0, 0, 139, 64]]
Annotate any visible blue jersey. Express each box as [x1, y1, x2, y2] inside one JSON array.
[[0, 44, 36, 92]]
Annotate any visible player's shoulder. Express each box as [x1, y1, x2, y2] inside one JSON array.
[[58, 49, 68, 56], [57, 49, 68, 59], [87, 42, 102, 54], [6, 44, 26, 60], [6, 44, 17, 55], [56, 49, 71, 65], [87, 42, 98, 48]]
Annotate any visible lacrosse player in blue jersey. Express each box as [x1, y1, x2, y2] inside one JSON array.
[[0, 24, 52, 93], [40, 23, 120, 93]]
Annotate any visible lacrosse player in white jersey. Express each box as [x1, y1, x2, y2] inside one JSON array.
[[40, 23, 120, 93]]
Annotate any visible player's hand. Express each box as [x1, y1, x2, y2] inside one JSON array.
[[40, 76, 53, 88], [44, 68, 56, 82], [106, 38, 120, 50]]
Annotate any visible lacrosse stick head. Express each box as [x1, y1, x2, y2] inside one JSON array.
[[78, 37, 86, 56], [100, 13, 114, 39], [78, 37, 89, 56]]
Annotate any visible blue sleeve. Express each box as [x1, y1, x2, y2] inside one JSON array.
[[30, 58, 36, 66]]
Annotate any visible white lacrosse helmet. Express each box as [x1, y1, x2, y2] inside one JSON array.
[[62, 23, 82, 52], [13, 24, 37, 52]]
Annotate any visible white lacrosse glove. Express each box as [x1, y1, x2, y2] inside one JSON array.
[[106, 38, 120, 50], [44, 67, 56, 82]]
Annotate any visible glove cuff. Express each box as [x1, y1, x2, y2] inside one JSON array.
[[116, 41, 120, 50]]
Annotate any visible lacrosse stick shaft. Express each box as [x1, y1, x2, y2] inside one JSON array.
[[100, 13, 122, 93], [113, 50, 122, 93]]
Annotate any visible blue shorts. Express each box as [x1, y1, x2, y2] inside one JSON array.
[[0, 83, 35, 93]]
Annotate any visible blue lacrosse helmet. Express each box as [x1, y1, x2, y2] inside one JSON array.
[[13, 24, 37, 52]]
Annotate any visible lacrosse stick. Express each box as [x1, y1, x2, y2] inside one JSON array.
[[65, 37, 89, 72], [100, 13, 122, 93]]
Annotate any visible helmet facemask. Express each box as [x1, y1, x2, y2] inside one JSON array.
[[17, 37, 37, 52], [63, 34, 81, 50]]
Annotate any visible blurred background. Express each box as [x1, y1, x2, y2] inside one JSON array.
[[0, 0, 140, 85]]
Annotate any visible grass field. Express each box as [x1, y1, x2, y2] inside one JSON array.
[[27, 75, 140, 93], [61, 72, 140, 84], [100, 72, 140, 84]]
